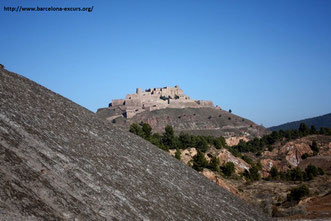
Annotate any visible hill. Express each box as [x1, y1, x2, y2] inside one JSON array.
[[161, 128, 331, 219], [97, 87, 269, 139], [0, 66, 266, 220], [269, 113, 331, 131]]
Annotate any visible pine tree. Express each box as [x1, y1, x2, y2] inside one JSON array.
[[208, 156, 220, 172], [310, 140, 319, 155], [192, 150, 208, 172], [175, 148, 181, 160], [162, 125, 175, 148], [310, 125, 317, 134], [249, 165, 261, 181], [221, 162, 235, 177], [270, 166, 278, 179], [287, 185, 310, 201], [129, 123, 143, 137], [142, 123, 152, 139], [299, 123, 309, 136]]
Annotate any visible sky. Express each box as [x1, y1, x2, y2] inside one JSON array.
[[1, 0, 331, 127]]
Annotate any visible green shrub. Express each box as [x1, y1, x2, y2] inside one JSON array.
[[287, 167, 304, 181], [196, 138, 208, 152], [301, 153, 309, 159], [142, 123, 152, 139], [192, 150, 209, 172], [208, 156, 220, 172], [310, 140, 319, 155], [299, 123, 309, 136], [310, 125, 317, 134], [270, 166, 278, 179], [305, 164, 319, 180], [178, 132, 190, 149], [243, 165, 260, 181], [175, 148, 181, 160], [213, 136, 226, 149], [287, 185, 310, 201], [129, 123, 143, 136], [241, 155, 254, 165], [162, 125, 176, 148], [249, 165, 261, 181], [221, 162, 235, 177]]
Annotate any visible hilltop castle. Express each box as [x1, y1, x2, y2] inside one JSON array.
[[105, 86, 215, 119]]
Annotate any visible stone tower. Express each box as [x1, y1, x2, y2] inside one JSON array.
[[136, 88, 142, 96]]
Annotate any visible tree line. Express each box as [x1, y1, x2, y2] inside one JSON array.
[[232, 123, 331, 154], [267, 164, 324, 182], [129, 122, 226, 152], [129, 122, 326, 183]]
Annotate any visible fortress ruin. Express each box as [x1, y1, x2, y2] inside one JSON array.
[[105, 86, 215, 119]]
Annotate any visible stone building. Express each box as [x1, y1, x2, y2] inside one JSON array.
[[107, 86, 214, 119]]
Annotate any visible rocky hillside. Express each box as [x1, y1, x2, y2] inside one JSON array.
[[259, 135, 331, 176], [0, 66, 267, 220], [97, 107, 269, 138], [269, 113, 331, 131], [241, 135, 331, 219], [165, 131, 331, 219]]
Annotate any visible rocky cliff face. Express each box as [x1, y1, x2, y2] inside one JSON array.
[[202, 169, 240, 196], [0, 68, 267, 220], [260, 135, 331, 176], [169, 147, 249, 197]]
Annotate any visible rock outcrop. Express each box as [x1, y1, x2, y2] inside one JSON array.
[[169, 147, 197, 164], [170, 147, 250, 181], [202, 169, 240, 196], [260, 135, 331, 176], [0, 68, 267, 220], [208, 148, 251, 173], [226, 136, 249, 146]]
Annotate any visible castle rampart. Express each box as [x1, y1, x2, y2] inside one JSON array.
[[108, 86, 215, 118]]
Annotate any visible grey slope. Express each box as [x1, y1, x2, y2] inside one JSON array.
[[0, 68, 267, 220]]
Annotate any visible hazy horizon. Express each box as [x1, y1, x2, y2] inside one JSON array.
[[1, 0, 331, 127]]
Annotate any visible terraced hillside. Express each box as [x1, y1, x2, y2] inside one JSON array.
[[98, 106, 269, 138]]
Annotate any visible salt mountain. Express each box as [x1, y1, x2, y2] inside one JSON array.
[[0, 66, 266, 220]]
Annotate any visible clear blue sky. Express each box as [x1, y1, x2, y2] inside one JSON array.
[[1, 0, 331, 127]]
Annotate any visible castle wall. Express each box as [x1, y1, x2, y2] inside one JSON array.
[[125, 94, 139, 99], [168, 99, 200, 108], [160, 87, 183, 98], [125, 99, 142, 107], [197, 100, 214, 107], [107, 86, 215, 118], [111, 99, 125, 106]]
